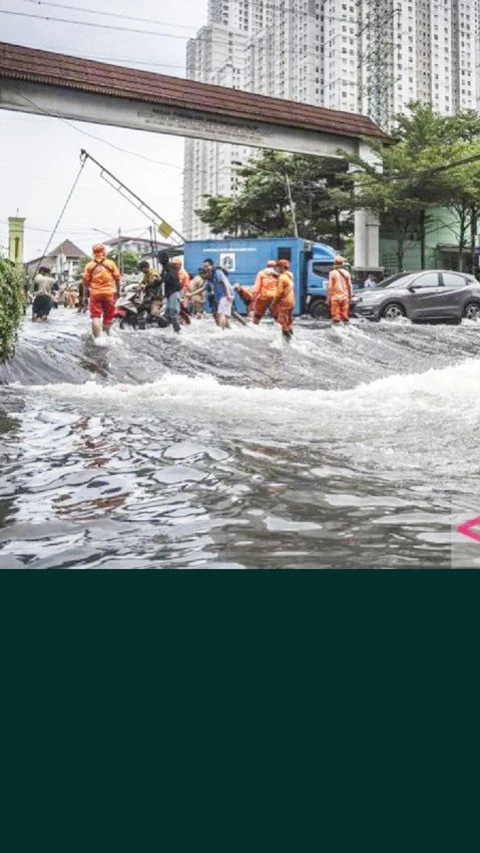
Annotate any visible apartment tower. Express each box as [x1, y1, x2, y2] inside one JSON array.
[[184, 0, 480, 240]]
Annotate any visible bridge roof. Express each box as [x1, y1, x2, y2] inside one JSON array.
[[0, 42, 388, 143]]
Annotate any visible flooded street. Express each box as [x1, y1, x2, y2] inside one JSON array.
[[1, 307, 480, 568]]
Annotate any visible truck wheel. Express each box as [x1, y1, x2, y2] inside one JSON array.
[[309, 299, 329, 319]]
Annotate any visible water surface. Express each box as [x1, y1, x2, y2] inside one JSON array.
[[1, 308, 479, 568]]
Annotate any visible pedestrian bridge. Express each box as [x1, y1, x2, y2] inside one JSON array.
[[0, 42, 386, 266]]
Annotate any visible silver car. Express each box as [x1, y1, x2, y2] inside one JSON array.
[[352, 270, 480, 323]]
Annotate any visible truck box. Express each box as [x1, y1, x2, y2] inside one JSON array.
[[184, 237, 339, 316]]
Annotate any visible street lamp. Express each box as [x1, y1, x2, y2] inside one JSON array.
[[232, 160, 299, 238]]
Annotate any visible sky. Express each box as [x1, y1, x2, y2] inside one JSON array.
[[0, 0, 209, 260]]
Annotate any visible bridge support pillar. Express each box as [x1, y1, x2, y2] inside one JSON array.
[[352, 141, 380, 270], [354, 209, 380, 269]]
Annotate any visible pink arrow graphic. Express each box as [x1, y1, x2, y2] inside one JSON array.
[[457, 516, 480, 544]]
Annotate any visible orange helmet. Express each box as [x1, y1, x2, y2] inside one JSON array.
[[334, 255, 344, 266], [276, 259, 290, 269], [92, 243, 106, 255]]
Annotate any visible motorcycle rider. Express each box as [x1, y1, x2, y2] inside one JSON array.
[[138, 260, 163, 324], [82, 244, 121, 340], [327, 256, 353, 325]]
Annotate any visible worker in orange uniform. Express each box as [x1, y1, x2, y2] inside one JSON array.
[[271, 259, 295, 341], [233, 284, 257, 318], [327, 256, 353, 324], [172, 256, 191, 325], [82, 243, 121, 341], [252, 266, 279, 325]]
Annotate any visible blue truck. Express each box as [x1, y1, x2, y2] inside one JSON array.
[[183, 237, 343, 318]]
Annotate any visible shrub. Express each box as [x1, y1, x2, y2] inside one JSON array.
[[0, 257, 26, 362]]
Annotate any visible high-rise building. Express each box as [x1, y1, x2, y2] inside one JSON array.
[[184, 1, 480, 240]]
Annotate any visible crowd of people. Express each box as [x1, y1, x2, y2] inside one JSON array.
[[78, 243, 306, 342], [28, 244, 354, 339]]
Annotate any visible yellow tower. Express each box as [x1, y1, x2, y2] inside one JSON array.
[[8, 216, 26, 265]]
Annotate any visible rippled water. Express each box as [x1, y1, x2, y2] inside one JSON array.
[[1, 307, 479, 568]]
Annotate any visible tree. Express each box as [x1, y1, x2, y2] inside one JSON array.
[[347, 103, 480, 271], [77, 249, 143, 275], [196, 150, 355, 247], [106, 250, 140, 274]]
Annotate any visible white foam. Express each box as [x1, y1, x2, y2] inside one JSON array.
[[22, 356, 480, 443]]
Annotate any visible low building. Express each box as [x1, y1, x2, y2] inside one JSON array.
[[25, 239, 87, 281], [380, 209, 480, 276]]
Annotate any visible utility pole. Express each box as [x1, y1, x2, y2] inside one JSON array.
[[117, 227, 124, 274], [149, 224, 156, 266]]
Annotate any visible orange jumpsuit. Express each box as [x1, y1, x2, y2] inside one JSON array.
[[253, 271, 278, 324], [327, 268, 353, 323], [83, 252, 120, 326], [272, 271, 295, 334]]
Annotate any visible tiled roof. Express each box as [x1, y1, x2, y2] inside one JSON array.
[[0, 42, 389, 143], [49, 239, 86, 259]]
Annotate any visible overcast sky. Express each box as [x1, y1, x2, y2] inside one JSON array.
[[0, 0, 209, 260]]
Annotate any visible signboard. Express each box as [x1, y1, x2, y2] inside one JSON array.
[[158, 221, 173, 239], [220, 252, 236, 273]]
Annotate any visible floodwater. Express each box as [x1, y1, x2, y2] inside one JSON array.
[[1, 307, 479, 569]]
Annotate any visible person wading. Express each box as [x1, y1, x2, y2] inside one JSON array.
[[271, 259, 295, 341], [327, 256, 353, 325], [82, 244, 121, 340], [158, 251, 181, 333], [171, 256, 192, 325], [252, 266, 279, 325], [32, 265, 55, 321]]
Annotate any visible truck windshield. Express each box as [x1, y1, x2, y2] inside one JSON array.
[[312, 262, 333, 277]]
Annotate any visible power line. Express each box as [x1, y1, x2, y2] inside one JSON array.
[[20, 0, 393, 29], [0, 38, 186, 70], [33, 155, 86, 274], [0, 8, 191, 39], [16, 92, 184, 172], [0, 3, 400, 45], [21, 0, 198, 31]]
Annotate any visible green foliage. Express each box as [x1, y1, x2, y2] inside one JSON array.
[[77, 250, 143, 275], [0, 258, 26, 362], [196, 149, 354, 248], [106, 250, 141, 274], [348, 102, 480, 271]]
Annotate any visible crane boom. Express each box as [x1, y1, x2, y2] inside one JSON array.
[[80, 149, 184, 247]]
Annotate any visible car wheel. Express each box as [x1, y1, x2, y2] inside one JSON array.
[[463, 302, 480, 322], [309, 299, 329, 319], [381, 302, 406, 322]]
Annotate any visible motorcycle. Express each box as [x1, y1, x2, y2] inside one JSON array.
[[114, 281, 169, 330], [114, 282, 143, 329]]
